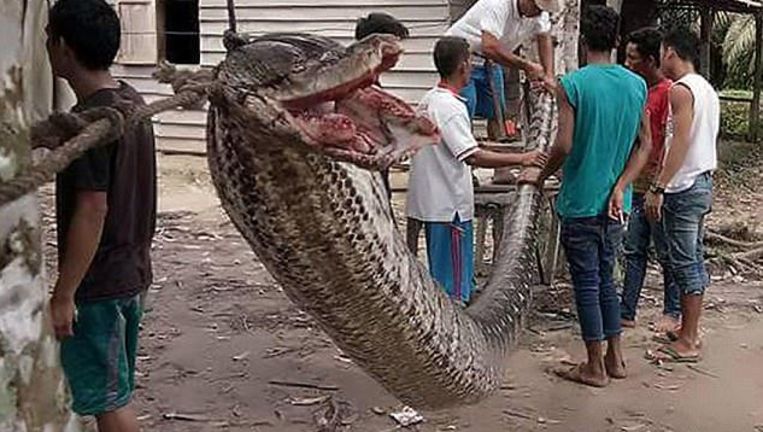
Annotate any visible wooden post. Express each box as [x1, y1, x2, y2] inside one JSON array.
[[751, 12, 763, 142], [699, 7, 713, 79]]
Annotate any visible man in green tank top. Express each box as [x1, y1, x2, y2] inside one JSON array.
[[524, 5, 652, 387]]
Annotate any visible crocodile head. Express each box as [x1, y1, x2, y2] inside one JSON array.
[[210, 32, 439, 170]]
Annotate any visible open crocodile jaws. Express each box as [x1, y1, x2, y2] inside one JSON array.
[[214, 33, 439, 170]]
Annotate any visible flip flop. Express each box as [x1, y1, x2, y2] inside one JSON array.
[[649, 345, 701, 364], [652, 332, 704, 349], [554, 363, 609, 388]]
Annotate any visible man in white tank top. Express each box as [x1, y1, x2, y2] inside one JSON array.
[[645, 28, 719, 363]]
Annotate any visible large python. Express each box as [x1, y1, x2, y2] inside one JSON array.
[[205, 31, 556, 409]]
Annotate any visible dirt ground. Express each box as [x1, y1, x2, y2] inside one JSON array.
[[40, 144, 763, 432]]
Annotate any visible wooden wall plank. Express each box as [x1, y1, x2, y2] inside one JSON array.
[[114, 0, 450, 153]]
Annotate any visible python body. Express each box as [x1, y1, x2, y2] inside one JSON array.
[[205, 31, 555, 409]]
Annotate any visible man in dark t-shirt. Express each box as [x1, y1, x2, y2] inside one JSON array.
[[46, 0, 156, 430], [56, 84, 156, 303]]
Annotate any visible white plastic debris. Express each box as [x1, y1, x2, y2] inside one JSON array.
[[389, 406, 424, 427]]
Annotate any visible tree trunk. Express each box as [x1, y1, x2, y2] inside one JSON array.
[[0, 0, 78, 430]]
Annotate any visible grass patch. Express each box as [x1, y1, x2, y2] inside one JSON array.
[[715, 139, 762, 190]]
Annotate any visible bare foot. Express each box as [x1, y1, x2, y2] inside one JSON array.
[[654, 315, 680, 334], [555, 363, 609, 388], [621, 318, 636, 329], [604, 352, 627, 379]]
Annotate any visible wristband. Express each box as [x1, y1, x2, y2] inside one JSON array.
[[649, 183, 665, 195]]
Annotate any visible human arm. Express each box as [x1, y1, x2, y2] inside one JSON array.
[[439, 109, 546, 169], [481, 31, 544, 78], [519, 82, 573, 185], [50, 144, 112, 339], [645, 85, 694, 221], [536, 33, 556, 92], [608, 109, 653, 221], [50, 191, 108, 339], [465, 148, 547, 168]]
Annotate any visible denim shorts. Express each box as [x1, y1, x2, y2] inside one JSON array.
[[459, 64, 506, 120], [661, 172, 713, 296]]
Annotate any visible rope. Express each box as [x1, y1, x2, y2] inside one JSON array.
[[0, 66, 211, 207], [0, 116, 120, 206], [226, 0, 237, 33]]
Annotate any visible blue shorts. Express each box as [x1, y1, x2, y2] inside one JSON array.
[[460, 64, 507, 120], [424, 216, 476, 303]]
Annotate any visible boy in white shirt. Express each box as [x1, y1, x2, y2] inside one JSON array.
[[407, 36, 546, 304]]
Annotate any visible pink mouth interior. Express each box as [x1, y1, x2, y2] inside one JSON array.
[[278, 46, 439, 169]]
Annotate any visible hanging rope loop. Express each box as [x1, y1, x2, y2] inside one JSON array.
[[0, 67, 214, 207]]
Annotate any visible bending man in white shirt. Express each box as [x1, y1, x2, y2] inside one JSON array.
[[406, 36, 546, 305], [446, 0, 560, 140]]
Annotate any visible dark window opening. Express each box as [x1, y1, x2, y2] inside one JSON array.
[[164, 0, 200, 64]]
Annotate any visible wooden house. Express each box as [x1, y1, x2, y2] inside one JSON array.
[[107, 0, 458, 153]]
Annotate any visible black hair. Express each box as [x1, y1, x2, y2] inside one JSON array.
[[355, 13, 410, 40], [48, 0, 121, 70], [662, 26, 701, 65], [581, 5, 620, 52], [627, 27, 663, 67], [433, 36, 470, 78]]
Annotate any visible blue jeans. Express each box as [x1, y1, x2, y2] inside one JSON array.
[[460, 64, 506, 120], [661, 173, 713, 296], [561, 215, 624, 342], [620, 194, 681, 321]]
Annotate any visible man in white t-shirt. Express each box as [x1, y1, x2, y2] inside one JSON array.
[[645, 28, 719, 364], [406, 36, 546, 304], [446, 0, 560, 140]]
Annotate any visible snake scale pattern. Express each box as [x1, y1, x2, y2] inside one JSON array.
[[204, 29, 558, 409]]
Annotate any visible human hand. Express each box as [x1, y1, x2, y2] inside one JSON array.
[[608, 186, 625, 223], [530, 75, 557, 94], [517, 167, 542, 186], [525, 62, 545, 81], [522, 149, 548, 168], [50, 294, 76, 340], [541, 75, 557, 93], [645, 190, 664, 222]]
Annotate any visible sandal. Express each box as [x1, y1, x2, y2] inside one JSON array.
[[646, 345, 701, 364], [652, 332, 703, 349]]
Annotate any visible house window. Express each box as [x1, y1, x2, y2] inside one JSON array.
[[117, 0, 159, 64], [162, 0, 200, 64]]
